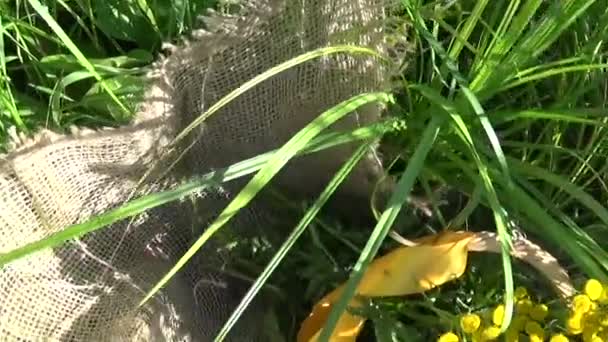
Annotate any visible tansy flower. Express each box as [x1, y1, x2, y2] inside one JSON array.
[[524, 320, 544, 336], [582, 323, 601, 342], [528, 333, 543, 342], [566, 311, 584, 335], [599, 284, 608, 304], [493, 304, 506, 326], [510, 315, 528, 333], [469, 330, 482, 342], [481, 326, 501, 340], [572, 294, 592, 314], [529, 303, 549, 321], [598, 312, 608, 327], [460, 313, 481, 333], [549, 334, 569, 342], [437, 332, 459, 342], [515, 286, 529, 300], [583, 325, 603, 342], [516, 299, 533, 315], [582, 310, 599, 327], [590, 301, 598, 311], [505, 328, 521, 342], [584, 279, 604, 301], [583, 332, 601, 342]]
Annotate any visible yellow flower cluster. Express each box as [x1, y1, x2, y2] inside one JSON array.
[[438, 286, 547, 342], [501, 286, 550, 342], [437, 279, 608, 342], [564, 279, 608, 341]]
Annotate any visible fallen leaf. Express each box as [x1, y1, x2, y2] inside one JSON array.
[[297, 230, 476, 342]]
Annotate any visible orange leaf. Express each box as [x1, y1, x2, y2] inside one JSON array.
[[297, 231, 476, 342]]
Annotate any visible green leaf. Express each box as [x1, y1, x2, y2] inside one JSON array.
[[80, 74, 143, 120], [38, 53, 147, 75], [92, 0, 158, 48], [374, 317, 422, 342]]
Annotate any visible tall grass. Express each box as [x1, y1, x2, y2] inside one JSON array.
[[2, 0, 608, 340]]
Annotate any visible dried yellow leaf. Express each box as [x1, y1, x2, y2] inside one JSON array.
[[297, 231, 475, 342]]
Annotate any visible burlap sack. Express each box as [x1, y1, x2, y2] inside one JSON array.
[[0, 0, 407, 340]]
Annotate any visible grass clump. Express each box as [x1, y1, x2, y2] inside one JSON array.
[[2, 0, 608, 341], [0, 0, 221, 148]]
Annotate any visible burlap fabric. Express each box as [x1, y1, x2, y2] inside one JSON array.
[[0, 0, 407, 340]]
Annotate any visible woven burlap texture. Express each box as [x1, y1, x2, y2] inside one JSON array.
[[0, 0, 407, 340]]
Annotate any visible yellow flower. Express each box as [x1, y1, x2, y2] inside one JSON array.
[[516, 299, 533, 315], [528, 333, 544, 342], [525, 320, 544, 336], [530, 303, 549, 321], [515, 286, 529, 300], [573, 294, 593, 314], [438, 332, 459, 342], [582, 323, 600, 342], [510, 315, 528, 332], [460, 313, 481, 334], [567, 312, 584, 335], [598, 312, 608, 327], [585, 279, 604, 301], [591, 301, 598, 311], [481, 326, 501, 340], [549, 334, 569, 342], [493, 304, 506, 326], [505, 328, 520, 342], [582, 310, 599, 327], [599, 285, 608, 304], [470, 330, 483, 342]]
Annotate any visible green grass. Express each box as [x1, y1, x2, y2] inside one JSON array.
[[2, 0, 608, 341], [0, 0, 220, 148]]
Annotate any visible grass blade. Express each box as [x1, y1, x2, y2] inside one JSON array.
[[446, 0, 489, 61], [214, 140, 377, 341], [403, 2, 511, 184], [478, 0, 597, 100], [0, 15, 26, 131], [499, 63, 608, 92], [491, 108, 608, 126], [501, 176, 608, 280], [317, 114, 443, 341], [0, 119, 395, 266], [25, 0, 132, 118], [138, 92, 392, 306], [510, 158, 608, 228], [170, 45, 386, 147], [410, 83, 515, 331], [471, 0, 544, 91]]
